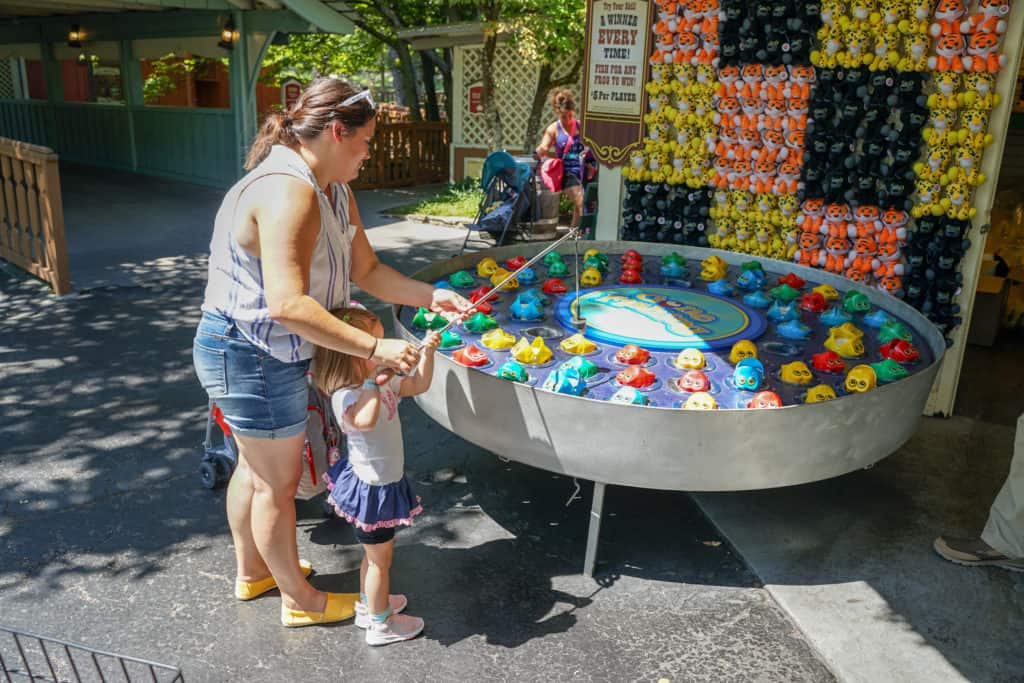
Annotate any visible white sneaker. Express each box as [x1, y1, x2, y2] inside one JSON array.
[[354, 594, 408, 629], [364, 613, 424, 646]]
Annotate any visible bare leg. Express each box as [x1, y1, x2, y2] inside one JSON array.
[[226, 453, 271, 581], [360, 553, 369, 597], [566, 184, 583, 228], [363, 540, 394, 616], [234, 432, 324, 611]]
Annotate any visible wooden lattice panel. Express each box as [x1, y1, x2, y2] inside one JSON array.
[[460, 46, 583, 149]]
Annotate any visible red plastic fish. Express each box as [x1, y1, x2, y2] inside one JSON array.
[[811, 350, 845, 373], [778, 273, 806, 289], [615, 344, 651, 365], [505, 255, 527, 270], [879, 339, 920, 364], [543, 278, 568, 294], [453, 345, 489, 367], [619, 268, 642, 284], [616, 365, 656, 388], [677, 370, 711, 392], [799, 292, 828, 313], [747, 391, 783, 409], [469, 285, 499, 303]]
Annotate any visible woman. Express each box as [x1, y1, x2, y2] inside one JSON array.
[[193, 78, 468, 628], [534, 89, 592, 229]]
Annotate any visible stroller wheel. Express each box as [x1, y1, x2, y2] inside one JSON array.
[[214, 454, 235, 485], [199, 460, 219, 490]]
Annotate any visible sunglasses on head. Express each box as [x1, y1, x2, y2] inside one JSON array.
[[340, 89, 376, 110]]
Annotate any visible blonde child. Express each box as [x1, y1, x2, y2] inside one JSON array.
[[313, 307, 440, 645]]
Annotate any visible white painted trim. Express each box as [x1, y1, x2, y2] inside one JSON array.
[[595, 166, 623, 240], [450, 45, 465, 181], [924, 0, 1024, 416]]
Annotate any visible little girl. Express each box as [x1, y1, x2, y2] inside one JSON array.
[[313, 306, 440, 646]]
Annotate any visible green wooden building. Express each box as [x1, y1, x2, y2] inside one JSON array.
[[0, 0, 354, 188]]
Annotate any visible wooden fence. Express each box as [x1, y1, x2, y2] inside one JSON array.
[[0, 137, 70, 295], [352, 121, 450, 190]]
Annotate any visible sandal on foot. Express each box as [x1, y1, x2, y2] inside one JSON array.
[[281, 592, 359, 628], [236, 559, 314, 601]]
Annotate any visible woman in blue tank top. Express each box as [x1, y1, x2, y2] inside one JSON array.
[[193, 78, 469, 628], [534, 89, 593, 229]]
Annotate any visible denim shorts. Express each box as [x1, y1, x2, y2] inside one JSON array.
[[193, 311, 310, 439]]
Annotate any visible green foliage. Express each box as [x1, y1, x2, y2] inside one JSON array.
[[506, 0, 586, 66], [388, 181, 483, 218], [142, 54, 203, 103], [261, 32, 388, 88]]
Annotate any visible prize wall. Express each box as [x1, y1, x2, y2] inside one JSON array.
[[622, 0, 1014, 343]]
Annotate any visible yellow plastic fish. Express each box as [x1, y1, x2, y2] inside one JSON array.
[[825, 322, 865, 358], [729, 340, 758, 365], [813, 283, 840, 301], [700, 255, 729, 281], [480, 328, 516, 350], [683, 391, 717, 410], [780, 361, 814, 385], [845, 364, 877, 393], [476, 257, 498, 277], [675, 348, 706, 370], [490, 268, 518, 290], [560, 333, 597, 355], [804, 384, 837, 403], [511, 336, 553, 365]]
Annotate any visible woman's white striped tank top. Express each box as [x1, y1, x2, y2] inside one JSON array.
[[201, 145, 352, 363]]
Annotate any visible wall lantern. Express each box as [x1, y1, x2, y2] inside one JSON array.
[[67, 24, 82, 48], [218, 19, 237, 50]]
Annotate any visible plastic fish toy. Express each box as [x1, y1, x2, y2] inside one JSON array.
[[560, 333, 597, 355], [476, 257, 499, 277], [844, 364, 877, 393], [780, 361, 814, 385], [863, 309, 892, 328], [743, 290, 772, 308], [777, 319, 812, 339], [811, 350, 845, 374], [683, 392, 717, 410], [767, 300, 800, 323], [871, 358, 909, 383], [543, 366, 586, 395], [610, 386, 649, 405], [481, 328, 516, 350], [510, 336, 553, 365], [729, 340, 758, 365], [439, 329, 463, 349], [517, 267, 538, 285], [804, 384, 837, 403], [708, 279, 735, 297], [412, 307, 447, 330], [453, 345, 490, 367], [615, 344, 651, 365], [733, 357, 764, 391], [825, 322, 865, 358], [497, 360, 529, 382], [674, 348, 706, 370], [616, 365, 657, 388], [819, 307, 852, 327], [448, 270, 476, 288], [560, 356, 601, 380], [463, 312, 498, 333], [747, 391, 783, 408], [510, 296, 545, 321]]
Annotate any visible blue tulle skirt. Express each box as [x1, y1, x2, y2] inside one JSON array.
[[323, 459, 422, 532]]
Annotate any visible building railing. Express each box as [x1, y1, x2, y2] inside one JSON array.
[[352, 121, 451, 190], [0, 137, 70, 295]]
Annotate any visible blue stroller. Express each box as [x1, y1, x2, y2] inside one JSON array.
[[461, 151, 536, 253]]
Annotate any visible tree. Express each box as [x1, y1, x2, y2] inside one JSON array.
[[511, 0, 585, 151], [455, 0, 585, 152], [335, 1, 466, 121], [260, 32, 386, 88]]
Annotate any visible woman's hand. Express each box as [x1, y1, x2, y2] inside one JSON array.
[[371, 337, 420, 374], [430, 288, 471, 322]]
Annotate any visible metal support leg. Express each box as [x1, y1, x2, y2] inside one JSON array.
[[583, 481, 606, 577]]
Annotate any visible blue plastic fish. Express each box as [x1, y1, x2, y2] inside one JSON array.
[[767, 300, 799, 323], [732, 357, 764, 391], [542, 367, 586, 396], [660, 262, 689, 279], [862, 309, 892, 328], [510, 296, 545, 321], [736, 269, 766, 292], [517, 267, 538, 285], [610, 386, 648, 405], [743, 290, 773, 308], [708, 279, 735, 297], [819, 307, 852, 326], [777, 319, 812, 339]]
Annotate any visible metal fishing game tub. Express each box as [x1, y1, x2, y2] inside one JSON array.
[[392, 241, 946, 575]]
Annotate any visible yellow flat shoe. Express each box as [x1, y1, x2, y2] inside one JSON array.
[[235, 559, 313, 601], [281, 592, 359, 628]]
